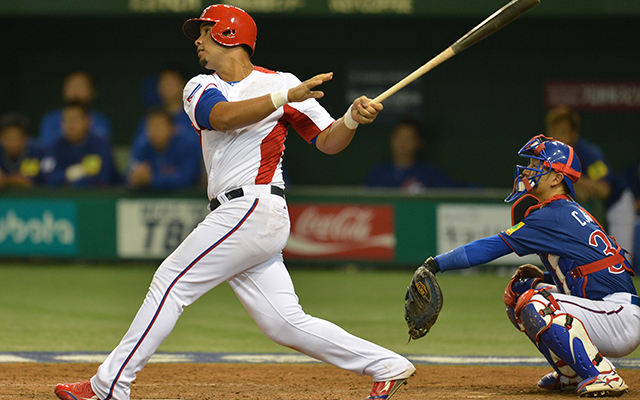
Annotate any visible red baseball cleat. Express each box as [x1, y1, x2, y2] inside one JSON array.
[[54, 380, 99, 400], [364, 378, 409, 400]]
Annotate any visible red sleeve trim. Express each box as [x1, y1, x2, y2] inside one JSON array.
[[282, 104, 322, 144]]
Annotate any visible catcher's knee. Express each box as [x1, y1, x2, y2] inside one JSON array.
[[516, 289, 610, 380]]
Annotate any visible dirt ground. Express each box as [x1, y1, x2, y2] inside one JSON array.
[[2, 363, 639, 399]]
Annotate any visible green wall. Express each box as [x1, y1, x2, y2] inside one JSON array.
[[2, 14, 639, 187]]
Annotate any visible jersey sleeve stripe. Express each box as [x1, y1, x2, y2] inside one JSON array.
[[282, 104, 324, 144]]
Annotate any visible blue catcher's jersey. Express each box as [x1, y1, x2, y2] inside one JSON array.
[[498, 198, 636, 300]]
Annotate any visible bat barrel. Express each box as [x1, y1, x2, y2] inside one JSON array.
[[372, 0, 540, 104], [451, 0, 540, 54]]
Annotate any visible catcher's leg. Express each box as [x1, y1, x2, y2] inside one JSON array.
[[515, 288, 629, 397]]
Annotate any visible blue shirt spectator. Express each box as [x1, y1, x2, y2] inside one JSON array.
[[38, 71, 112, 147], [39, 109, 111, 147], [572, 138, 627, 208], [366, 162, 458, 190], [41, 102, 119, 187], [622, 161, 640, 214], [545, 106, 636, 253], [132, 68, 197, 150], [0, 113, 43, 188], [365, 118, 459, 191], [127, 110, 202, 190]]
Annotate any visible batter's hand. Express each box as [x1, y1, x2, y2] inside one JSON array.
[[350, 96, 383, 125], [287, 72, 333, 103]]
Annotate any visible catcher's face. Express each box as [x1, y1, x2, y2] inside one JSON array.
[[525, 161, 565, 200]]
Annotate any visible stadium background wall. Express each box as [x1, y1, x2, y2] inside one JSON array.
[[1, 9, 639, 189]]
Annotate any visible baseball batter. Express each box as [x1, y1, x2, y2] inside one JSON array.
[[420, 134, 639, 397], [54, 4, 414, 400]]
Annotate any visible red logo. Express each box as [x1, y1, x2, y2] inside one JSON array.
[[284, 204, 395, 260]]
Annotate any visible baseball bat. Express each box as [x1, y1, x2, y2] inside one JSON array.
[[372, 0, 540, 103]]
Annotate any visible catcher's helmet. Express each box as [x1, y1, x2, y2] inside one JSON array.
[[505, 134, 582, 203], [183, 4, 257, 56]]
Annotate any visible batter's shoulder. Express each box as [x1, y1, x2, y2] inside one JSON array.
[[186, 73, 218, 86], [250, 67, 301, 88]]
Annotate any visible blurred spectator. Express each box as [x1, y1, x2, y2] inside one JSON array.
[[365, 117, 459, 192], [38, 71, 112, 147], [545, 106, 636, 252], [132, 68, 197, 149], [127, 109, 202, 190], [0, 113, 43, 188], [41, 102, 120, 187], [622, 160, 640, 215], [621, 160, 640, 267]]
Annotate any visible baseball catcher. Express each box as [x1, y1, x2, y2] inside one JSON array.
[[404, 257, 443, 341], [406, 135, 639, 397]]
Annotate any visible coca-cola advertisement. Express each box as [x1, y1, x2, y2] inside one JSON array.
[[284, 204, 395, 260]]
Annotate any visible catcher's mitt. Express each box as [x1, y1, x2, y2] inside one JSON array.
[[404, 257, 443, 341]]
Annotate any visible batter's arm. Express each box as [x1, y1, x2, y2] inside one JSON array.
[[207, 73, 333, 131], [315, 96, 383, 155]]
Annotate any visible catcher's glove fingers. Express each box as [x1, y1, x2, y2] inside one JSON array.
[[514, 263, 544, 281], [404, 265, 443, 341], [422, 257, 439, 274]]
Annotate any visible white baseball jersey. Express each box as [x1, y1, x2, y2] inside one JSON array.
[[183, 66, 335, 199], [91, 66, 414, 400]]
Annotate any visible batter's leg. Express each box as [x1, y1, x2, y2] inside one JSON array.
[[228, 257, 415, 382], [91, 198, 276, 400]]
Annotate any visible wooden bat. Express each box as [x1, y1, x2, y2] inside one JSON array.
[[373, 0, 540, 103]]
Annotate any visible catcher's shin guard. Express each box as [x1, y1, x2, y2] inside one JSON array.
[[516, 289, 612, 381]]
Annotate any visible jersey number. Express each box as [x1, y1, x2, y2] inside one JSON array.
[[588, 230, 624, 273]]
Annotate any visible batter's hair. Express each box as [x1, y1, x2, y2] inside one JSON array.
[[545, 106, 581, 132]]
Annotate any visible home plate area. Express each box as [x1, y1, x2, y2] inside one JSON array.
[[2, 354, 640, 400], [2, 352, 639, 368]]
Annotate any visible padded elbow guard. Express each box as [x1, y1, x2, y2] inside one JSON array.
[[516, 289, 613, 381]]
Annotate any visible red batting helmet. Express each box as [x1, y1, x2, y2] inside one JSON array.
[[182, 4, 257, 56]]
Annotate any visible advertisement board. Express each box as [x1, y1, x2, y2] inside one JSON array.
[[117, 199, 208, 258], [545, 82, 640, 111], [0, 200, 77, 256], [284, 204, 395, 260], [436, 203, 539, 266]]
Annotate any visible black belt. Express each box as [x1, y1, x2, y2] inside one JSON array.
[[209, 186, 285, 211], [632, 295, 640, 307]]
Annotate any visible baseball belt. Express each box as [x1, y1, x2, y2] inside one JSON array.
[[209, 185, 285, 211], [632, 295, 640, 308]]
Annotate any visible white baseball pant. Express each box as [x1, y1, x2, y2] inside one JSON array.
[[91, 186, 413, 400]]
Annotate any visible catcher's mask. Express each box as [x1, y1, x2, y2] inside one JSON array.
[[505, 134, 582, 203], [183, 4, 257, 56]]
